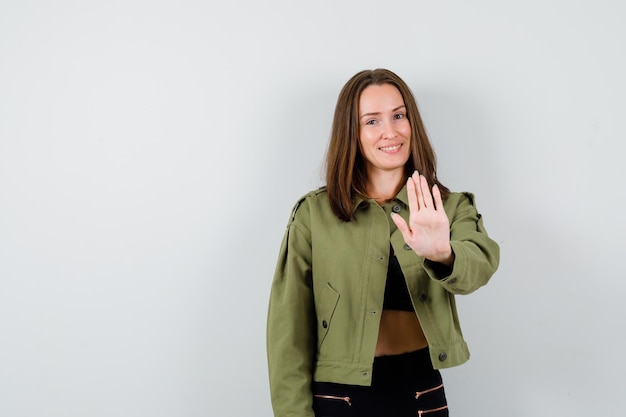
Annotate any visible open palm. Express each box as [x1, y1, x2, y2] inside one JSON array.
[[391, 171, 453, 266]]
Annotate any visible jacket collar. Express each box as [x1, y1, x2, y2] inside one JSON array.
[[352, 184, 409, 213]]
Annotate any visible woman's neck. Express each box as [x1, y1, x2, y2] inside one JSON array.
[[366, 169, 404, 205]]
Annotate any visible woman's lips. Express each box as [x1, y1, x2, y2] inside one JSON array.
[[378, 144, 402, 153]]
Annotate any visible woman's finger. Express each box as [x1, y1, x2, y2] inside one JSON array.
[[419, 174, 432, 209], [412, 171, 423, 210], [391, 212, 411, 240], [431, 183, 443, 211], [406, 174, 419, 212]]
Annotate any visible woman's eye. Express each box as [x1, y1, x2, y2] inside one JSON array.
[[365, 119, 377, 125], [394, 113, 405, 120]]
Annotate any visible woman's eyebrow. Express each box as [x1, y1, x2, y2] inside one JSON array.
[[360, 105, 406, 118]]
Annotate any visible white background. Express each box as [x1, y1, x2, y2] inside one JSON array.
[[1, 1, 624, 416]]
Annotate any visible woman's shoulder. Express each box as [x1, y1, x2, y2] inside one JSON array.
[[445, 190, 476, 204], [293, 186, 328, 207], [286, 186, 329, 223], [301, 186, 328, 200], [443, 191, 480, 213]]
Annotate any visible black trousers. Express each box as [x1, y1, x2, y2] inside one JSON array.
[[312, 348, 449, 417]]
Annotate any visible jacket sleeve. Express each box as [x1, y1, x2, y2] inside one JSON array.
[[266, 199, 316, 417], [423, 192, 500, 295]]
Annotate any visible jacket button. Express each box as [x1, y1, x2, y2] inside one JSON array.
[[448, 278, 457, 285], [392, 205, 401, 213], [419, 294, 427, 302], [322, 320, 328, 328], [438, 352, 447, 362]]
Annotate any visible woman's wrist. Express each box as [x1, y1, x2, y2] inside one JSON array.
[[428, 246, 454, 267]]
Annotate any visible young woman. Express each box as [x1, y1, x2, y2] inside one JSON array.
[[267, 68, 500, 417]]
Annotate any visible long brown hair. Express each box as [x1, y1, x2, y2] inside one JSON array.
[[325, 68, 449, 221]]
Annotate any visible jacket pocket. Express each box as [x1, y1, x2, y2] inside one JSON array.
[[316, 282, 340, 349]]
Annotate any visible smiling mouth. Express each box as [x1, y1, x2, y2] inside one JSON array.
[[379, 144, 402, 152]]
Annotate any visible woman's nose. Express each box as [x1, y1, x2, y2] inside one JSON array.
[[382, 122, 397, 139]]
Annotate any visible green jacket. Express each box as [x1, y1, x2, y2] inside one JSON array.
[[267, 186, 499, 417]]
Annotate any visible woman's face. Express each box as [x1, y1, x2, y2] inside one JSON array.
[[358, 83, 411, 177]]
